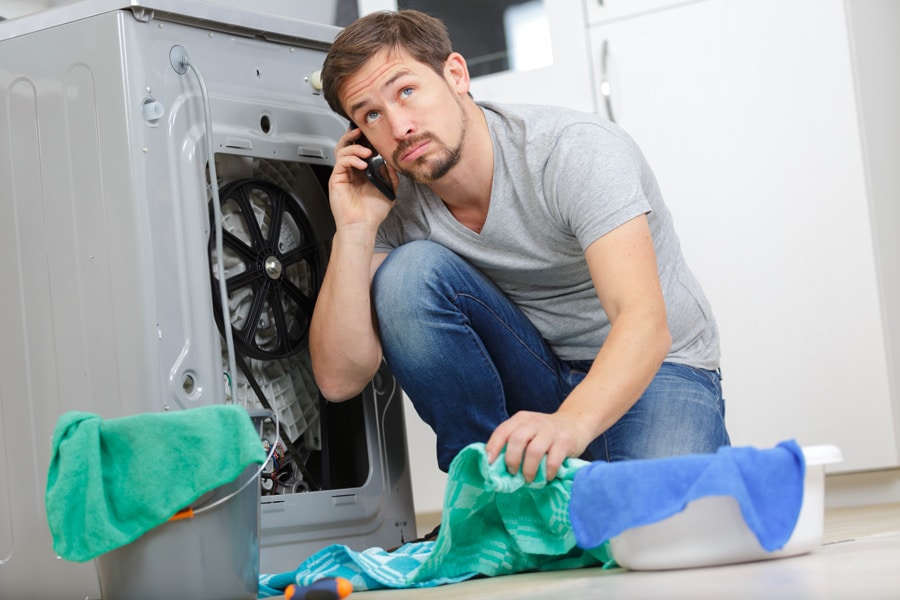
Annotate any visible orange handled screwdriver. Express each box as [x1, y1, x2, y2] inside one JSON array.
[[284, 577, 353, 600]]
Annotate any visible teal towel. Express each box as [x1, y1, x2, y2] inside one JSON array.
[[46, 404, 266, 562], [258, 443, 610, 596]]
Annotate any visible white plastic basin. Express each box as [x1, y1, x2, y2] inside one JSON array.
[[609, 444, 843, 570]]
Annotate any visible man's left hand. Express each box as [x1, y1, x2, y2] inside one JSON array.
[[485, 410, 590, 482]]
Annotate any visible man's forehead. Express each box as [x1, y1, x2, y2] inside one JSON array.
[[342, 48, 431, 113]]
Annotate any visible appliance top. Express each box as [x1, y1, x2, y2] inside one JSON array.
[[0, 0, 342, 47]]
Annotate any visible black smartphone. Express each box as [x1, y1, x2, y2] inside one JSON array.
[[349, 122, 395, 201]]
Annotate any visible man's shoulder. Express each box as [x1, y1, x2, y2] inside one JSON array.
[[479, 100, 590, 123], [479, 100, 624, 141]]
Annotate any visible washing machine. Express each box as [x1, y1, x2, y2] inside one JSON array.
[[0, 1, 417, 598]]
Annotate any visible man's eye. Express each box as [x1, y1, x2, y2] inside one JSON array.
[[365, 111, 380, 123], [400, 87, 414, 98]]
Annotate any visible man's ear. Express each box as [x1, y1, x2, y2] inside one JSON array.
[[444, 52, 471, 95]]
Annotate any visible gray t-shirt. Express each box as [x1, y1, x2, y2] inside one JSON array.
[[375, 101, 719, 369]]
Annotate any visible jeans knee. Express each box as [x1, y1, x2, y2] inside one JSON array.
[[372, 241, 461, 342], [373, 241, 462, 314]]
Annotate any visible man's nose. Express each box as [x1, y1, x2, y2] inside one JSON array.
[[387, 110, 416, 141]]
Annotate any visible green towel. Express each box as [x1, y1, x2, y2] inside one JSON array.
[[411, 443, 605, 581], [45, 404, 266, 562], [259, 443, 610, 596]]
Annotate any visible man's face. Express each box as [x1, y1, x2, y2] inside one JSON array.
[[339, 47, 468, 184]]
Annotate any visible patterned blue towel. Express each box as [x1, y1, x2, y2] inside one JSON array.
[[258, 542, 461, 595], [258, 443, 609, 596]]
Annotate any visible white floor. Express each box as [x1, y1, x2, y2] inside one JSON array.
[[354, 504, 900, 599]]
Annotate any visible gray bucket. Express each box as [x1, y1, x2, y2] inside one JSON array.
[[95, 464, 260, 600]]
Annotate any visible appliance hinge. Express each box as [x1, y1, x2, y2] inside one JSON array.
[[131, 7, 156, 23]]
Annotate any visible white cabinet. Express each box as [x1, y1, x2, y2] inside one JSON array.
[[586, 0, 900, 472]]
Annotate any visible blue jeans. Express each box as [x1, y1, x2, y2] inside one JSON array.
[[372, 240, 730, 472]]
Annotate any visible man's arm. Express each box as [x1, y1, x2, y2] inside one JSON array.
[[309, 233, 387, 401], [485, 214, 672, 480], [309, 128, 396, 401]]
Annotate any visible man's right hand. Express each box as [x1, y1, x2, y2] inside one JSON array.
[[328, 126, 397, 232]]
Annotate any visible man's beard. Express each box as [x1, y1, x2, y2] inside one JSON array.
[[393, 97, 467, 184], [396, 136, 463, 184]]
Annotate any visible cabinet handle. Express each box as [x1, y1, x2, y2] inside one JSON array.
[[599, 39, 615, 122]]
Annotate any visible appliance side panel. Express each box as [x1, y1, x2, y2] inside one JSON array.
[[0, 70, 54, 582], [0, 12, 151, 599]]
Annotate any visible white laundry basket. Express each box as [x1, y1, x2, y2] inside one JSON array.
[[609, 445, 843, 570]]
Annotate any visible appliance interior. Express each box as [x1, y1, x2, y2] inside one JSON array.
[[0, 2, 416, 598]]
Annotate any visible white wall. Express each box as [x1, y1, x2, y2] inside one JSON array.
[[403, 397, 447, 514]]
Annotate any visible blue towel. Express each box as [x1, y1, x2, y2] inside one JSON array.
[[569, 440, 806, 553]]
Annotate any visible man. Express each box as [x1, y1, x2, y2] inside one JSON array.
[[309, 10, 729, 482]]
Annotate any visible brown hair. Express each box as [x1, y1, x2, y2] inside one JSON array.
[[321, 10, 453, 119]]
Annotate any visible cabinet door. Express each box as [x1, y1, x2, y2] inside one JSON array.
[[589, 0, 898, 472], [583, 0, 703, 26]]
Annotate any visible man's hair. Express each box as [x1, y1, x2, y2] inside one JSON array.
[[321, 10, 453, 120]]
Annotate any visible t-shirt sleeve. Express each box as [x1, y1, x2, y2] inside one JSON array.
[[374, 210, 402, 254], [542, 121, 653, 251], [374, 179, 416, 254]]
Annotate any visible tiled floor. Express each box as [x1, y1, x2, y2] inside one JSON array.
[[354, 504, 900, 599]]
